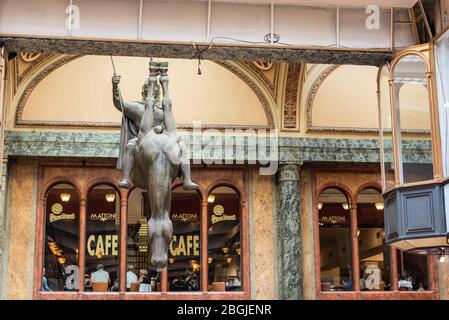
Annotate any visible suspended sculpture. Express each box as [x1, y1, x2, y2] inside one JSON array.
[[112, 61, 198, 269]]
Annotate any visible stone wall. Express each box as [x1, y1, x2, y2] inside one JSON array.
[[4, 161, 38, 299]]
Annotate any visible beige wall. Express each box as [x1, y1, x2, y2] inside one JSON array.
[[311, 65, 379, 129], [21, 56, 269, 127], [251, 170, 276, 299], [5, 162, 38, 299]]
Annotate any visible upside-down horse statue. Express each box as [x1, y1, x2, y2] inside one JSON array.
[[112, 61, 199, 270]]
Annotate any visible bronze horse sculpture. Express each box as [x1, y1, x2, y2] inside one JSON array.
[[112, 61, 198, 270]]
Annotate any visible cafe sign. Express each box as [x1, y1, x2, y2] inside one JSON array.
[[211, 205, 236, 224], [49, 203, 75, 223]]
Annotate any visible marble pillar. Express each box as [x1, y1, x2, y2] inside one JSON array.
[[277, 163, 302, 300]]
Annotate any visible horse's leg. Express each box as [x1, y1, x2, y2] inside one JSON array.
[[147, 157, 173, 270], [138, 73, 157, 139], [159, 74, 176, 133]]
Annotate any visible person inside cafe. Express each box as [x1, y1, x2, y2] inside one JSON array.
[[126, 264, 138, 291], [137, 269, 151, 292], [91, 264, 110, 286]]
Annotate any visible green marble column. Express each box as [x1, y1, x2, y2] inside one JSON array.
[[277, 163, 302, 300]]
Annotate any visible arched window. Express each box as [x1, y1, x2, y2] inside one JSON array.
[[85, 184, 120, 292], [168, 187, 201, 292], [43, 183, 80, 292], [126, 187, 160, 292], [393, 54, 434, 183], [357, 188, 389, 291], [318, 187, 352, 292], [207, 186, 242, 292]]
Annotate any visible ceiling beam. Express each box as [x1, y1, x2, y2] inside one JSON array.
[[0, 35, 393, 66]]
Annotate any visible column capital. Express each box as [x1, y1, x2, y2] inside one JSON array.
[[278, 163, 301, 183]]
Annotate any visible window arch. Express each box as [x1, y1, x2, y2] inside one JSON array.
[[43, 183, 80, 292], [317, 187, 352, 292], [207, 185, 242, 292], [85, 184, 121, 292]]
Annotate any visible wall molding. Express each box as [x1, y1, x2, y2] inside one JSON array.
[[305, 64, 431, 135], [14, 56, 276, 129]]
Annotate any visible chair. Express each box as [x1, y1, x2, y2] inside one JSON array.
[[130, 282, 139, 292], [211, 282, 226, 292], [321, 282, 332, 292], [92, 282, 109, 292]]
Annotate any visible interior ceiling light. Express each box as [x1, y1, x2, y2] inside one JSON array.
[[105, 193, 116, 202], [375, 202, 384, 210], [60, 193, 71, 202]]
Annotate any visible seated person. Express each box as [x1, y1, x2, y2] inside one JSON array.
[[91, 264, 110, 286], [126, 264, 138, 291], [137, 269, 151, 292]]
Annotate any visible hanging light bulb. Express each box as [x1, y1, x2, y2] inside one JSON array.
[[317, 202, 323, 210], [60, 193, 71, 202], [208, 257, 213, 264], [375, 202, 384, 210], [168, 257, 175, 264], [342, 203, 349, 210], [105, 193, 116, 202], [208, 195, 215, 203]]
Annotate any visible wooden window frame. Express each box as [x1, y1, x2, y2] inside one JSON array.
[[312, 167, 439, 300], [33, 162, 251, 300]]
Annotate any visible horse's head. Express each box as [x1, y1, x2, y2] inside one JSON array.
[[148, 217, 173, 271]]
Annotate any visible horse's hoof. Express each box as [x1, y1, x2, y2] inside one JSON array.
[[118, 181, 131, 189], [183, 181, 199, 190]]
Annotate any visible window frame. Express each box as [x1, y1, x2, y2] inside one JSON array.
[[312, 167, 439, 300], [34, 162, 251, 300]]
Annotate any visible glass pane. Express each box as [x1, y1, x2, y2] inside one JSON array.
[[126, 188, 160, 292], [44, 183, 80, 291], [397, 251, 429, 291], [208, 186, 242, 292], [168, 187, 201, 291], [357, 188, 390, 291], [318, 188, 352, 291], [435, 30, 449, 178], [85, 184, 120, 292], [394, 55, 434, 183], [379, 65, 395, 190]]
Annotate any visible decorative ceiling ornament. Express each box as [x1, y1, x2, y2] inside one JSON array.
[[253, 61, 273, 71], [20, 52, 42, 63]]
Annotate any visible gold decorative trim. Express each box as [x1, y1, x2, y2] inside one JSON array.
[[16, 55, 82, 126], [282, 63, 302, 130], [17, 53, 52, 84], [212, 60, 275, 129], [15, 56, 275, 129], [244, 61, 276, 97], [305, 65, 340, 133], [306, 64, 431, 134]]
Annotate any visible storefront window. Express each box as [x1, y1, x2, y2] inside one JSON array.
[[168, 187, 201, 291], [318, 188, 352, 291], [43, 183, 80, 291], [127, 187, 160, 292], [207, 186, 242, 292], [397, 251, 428, 291], [357, 188, 390, 291], [393, 55, 434, 184], [85, 184, 120, 292]]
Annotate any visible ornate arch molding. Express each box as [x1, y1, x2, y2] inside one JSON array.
[[15, 55, 276, 129], [306, 64, 430, 135]]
